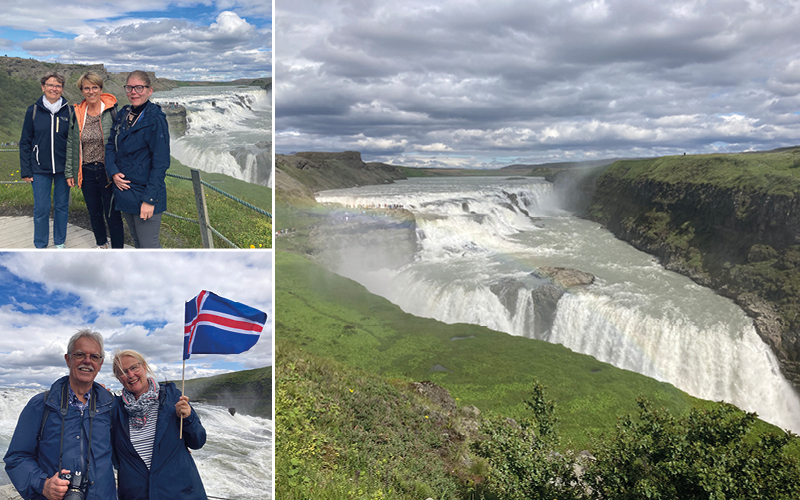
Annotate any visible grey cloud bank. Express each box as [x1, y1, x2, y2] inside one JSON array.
[[276, 0, 800, 168]]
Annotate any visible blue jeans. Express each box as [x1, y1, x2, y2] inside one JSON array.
[[32, 172, 69, 248], [81, 163, 124, 248]]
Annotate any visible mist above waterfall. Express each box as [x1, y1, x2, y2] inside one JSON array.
[[315, 176, 800, 433]]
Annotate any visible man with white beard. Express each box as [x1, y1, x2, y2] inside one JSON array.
[[4, 330, 116, 500]]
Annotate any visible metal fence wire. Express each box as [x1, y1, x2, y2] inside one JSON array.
[[0, 150, 270, 249]]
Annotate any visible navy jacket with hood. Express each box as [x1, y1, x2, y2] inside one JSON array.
[[19, 96, 71, 178], [105, 101, 170, 214], [113, 382, 208, 500], [3, 376, 116, 500]]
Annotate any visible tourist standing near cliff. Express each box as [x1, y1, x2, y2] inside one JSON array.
[[66, 72, 125, 249], [105, 70, 170, 248], [19, 73, 71, 249]]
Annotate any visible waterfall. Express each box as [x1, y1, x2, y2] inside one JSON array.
[[152, 86, 272, 187], [315, 176, 800, 433]]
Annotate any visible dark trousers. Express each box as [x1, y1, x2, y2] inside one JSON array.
[[81, 163, 124, 248]]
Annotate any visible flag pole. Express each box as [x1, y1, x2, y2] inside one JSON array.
[[180, 359, 185, 439]]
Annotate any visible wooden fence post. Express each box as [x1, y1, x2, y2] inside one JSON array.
[[191, 169, 214, 249]]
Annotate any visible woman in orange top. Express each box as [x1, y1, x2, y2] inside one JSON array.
[[66, 72, 125, 248]]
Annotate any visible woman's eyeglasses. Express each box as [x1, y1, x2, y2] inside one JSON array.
[[124, 85, 150, 94]]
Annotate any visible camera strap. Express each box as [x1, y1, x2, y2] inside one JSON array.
[[56, 383, 96, 478]]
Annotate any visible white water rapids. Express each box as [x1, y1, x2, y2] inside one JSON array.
[[152, 86, 272, 187], [0, 388, 273, 499], [316, 175, 800, 433]]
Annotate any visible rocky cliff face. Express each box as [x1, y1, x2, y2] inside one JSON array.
[[583, 164, 800, 389]]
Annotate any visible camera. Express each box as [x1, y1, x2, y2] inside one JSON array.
[[59, 471, 88, 500]]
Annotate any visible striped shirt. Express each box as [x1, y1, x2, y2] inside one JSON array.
[[129, 404, 159, 470]]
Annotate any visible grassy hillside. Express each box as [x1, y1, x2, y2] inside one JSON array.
[[276, 251, 703, 447], [174, 366, 272, 418]]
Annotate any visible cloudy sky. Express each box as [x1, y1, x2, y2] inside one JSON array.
[[0, 0, 271, 81], [276, 0, 800, 169], [0, 251, 272, 390]]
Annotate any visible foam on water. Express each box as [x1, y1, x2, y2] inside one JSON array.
[[316, 176, 800, 433]]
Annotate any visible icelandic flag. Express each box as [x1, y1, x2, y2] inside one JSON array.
[[184, 290, 267, 360]]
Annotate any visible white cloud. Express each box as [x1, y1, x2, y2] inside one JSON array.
[[0, 251, 273, 390]]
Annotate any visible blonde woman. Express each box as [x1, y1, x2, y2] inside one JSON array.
[[66, 72, 124, 248], [112, 350, 207, 500]]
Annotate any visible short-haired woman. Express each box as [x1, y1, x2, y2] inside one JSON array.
[[112, 349, 208, 500], [19, 73, 71, 248], [66, 72, 125, 248], [105, 70, 170, 248]]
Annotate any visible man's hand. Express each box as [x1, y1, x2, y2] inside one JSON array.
[[42, 470, 70, 500], [112, 173, 130, 190], [23, 177, 32, 183], [66, 178, 75, 188]]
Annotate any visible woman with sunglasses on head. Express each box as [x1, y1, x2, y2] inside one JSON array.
[[112, 350, 208, 500], [66, 72, 125, 249], [105, 70, 170, 248], [19, 73, 72, 248]]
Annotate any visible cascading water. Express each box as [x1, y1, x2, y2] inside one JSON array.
[[0, 388, 272, 499], [152, 86, 272, 187], [316, 176, 800, 433]]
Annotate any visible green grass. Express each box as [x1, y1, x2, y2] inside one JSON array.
[[0, 151, 271, 248], [276, 250, 707, 449], [604, 149, 800, 196], [171, 366, 272, 418]]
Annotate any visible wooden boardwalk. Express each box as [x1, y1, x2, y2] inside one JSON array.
[[0, 215, 119, 249]]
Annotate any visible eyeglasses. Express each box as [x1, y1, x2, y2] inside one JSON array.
[[71, 351, 103, 363], [82, 86, 101, 93], [119, 363, 142, 376], [45, 84, 63, 90], [124, 85, 150, 94]]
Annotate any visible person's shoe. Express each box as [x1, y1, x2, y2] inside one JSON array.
[[54, 244, 66, 249], [95, 243, 108, 249]]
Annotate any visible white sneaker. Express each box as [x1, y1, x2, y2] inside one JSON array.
[[95, 243, 109, 249]]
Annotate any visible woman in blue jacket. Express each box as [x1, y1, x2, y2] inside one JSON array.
[[112, 350, 208, 500], [19, 73, 72, 248], [105, 70, 170, 248]]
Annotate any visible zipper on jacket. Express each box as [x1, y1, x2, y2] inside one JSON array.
[[79, 408, 85, 475], [50, 112, 56, 174], [33, 145, 40, 166]]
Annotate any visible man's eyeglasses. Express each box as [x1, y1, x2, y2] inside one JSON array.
[[119, 363, 142, 376], [82, 86, 101, 93], [71, 351, 103, 363], [45, 84, 63, 90], [124, 85, 150, 94]]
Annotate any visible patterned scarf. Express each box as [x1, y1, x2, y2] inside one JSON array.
[[121, 377, 159, 429]]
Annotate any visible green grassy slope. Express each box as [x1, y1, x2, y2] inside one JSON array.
[[276, 250, 701, 448], [175, 366, 272, 418]]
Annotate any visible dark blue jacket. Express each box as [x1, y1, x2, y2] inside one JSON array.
[[105, 101, 170, 214], [3, 376, 116, 500], [19, 96, 71, 178], [113, 382, 208, 500]]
